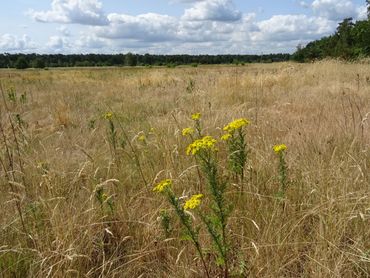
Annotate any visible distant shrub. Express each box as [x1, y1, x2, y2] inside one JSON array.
[[14, 57, 29, 69]]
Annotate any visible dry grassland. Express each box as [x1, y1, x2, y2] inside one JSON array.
[[0, 61, 369, 277]]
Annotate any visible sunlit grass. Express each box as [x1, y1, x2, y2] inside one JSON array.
[[0, 61, 369, 277]]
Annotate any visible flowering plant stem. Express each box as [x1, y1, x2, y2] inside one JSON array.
[[197, 152, 230, 278], [278, 152, 287, 197], [166, 190, 210, 278]]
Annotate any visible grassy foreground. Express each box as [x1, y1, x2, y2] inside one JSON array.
[[0, 62, 369, 277]]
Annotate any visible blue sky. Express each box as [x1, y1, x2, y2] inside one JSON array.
[[0, 0, 367, 54]]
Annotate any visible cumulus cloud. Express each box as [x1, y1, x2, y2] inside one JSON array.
[[76, 34, 106, 49], [95, 13, 178, 42], [29, 0, 108, 25], [299, 1, 310, 8], [356, 5, 368, 20], [312, 0, 359, 21], [182, 0, 242, 22], [0, 34, 35, 52], [24, 0, 369, 54], [253, 14, 335, 42], [57, 26, 71, 36], [46, 35, 68, 51]]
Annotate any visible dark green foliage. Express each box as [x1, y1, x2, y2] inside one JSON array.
[[159, 210, 172, 238], [124, 52, 137, 66], [0, 53, 291, 68], [14, 56, 29, 69], [293, 16, 370, 61], [32, 58, 45, 68]]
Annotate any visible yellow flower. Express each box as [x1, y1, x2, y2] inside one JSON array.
[[191, 113, 201, 121], [153, 179, 172, 193], [103, 112, 113, 120], [223, 118, 250, 133], [186, 136, 217, 155], [221, 133, 232, 141], [182, 127, 195, 136], [184, 194, 204, 210], [138, 135, 146, 142], [273, 144, 287, 154]]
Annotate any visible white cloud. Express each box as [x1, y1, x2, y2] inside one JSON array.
[[182, 0, 242, 22], [312, 0, 359, 21], [356, 5, 368, 20], [46, 36, 68, 51], [94, 13, 179, 42], [299, 1, 310, 8], [0, 34, 35, 52], [22, 0, 368, 54], [29, 0, 108, 25], [76, 34, 107, 50], [252, 14, 335, 43], [57, 26, 71, 36]]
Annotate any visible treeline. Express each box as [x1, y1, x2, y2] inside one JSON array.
[[0, 53, 291, 69], [293, 2, 370, 61]]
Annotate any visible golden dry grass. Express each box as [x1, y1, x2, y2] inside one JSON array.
[[0, 61, 369, 277]]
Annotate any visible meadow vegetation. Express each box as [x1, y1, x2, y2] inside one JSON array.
[[0, 61, 369, 277]]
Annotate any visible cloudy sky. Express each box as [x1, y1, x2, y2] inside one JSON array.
[[0, 0, 367, 54]]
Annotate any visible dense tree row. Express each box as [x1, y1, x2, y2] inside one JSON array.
[[0, 53, 291, 69], [293, 1, 370, 62]]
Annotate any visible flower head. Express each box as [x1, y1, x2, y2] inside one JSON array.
[[223, 118, 250, 133], [153, 179, 172, 193], [184, 194, 204, 210], [186, 136, 217, 156], [191, 113, 201, 121], [273, 144, 287, 154], [221, 133, 232, 141], [182, 127, 195, 137], [138, 134, 146, 142], [103, 112, 113, 120]]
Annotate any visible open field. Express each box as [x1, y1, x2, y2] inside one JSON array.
[[0, 61, 369, 277]]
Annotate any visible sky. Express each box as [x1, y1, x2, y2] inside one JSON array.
[[0, 0, 367, 54]]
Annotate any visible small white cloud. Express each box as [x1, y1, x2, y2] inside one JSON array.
[[46, 35, 68, 51], [57, 25, 71, 36], [95, 13, 178, 42], [299, 1, 309, 8], [312, 0, 358, 21], [356, 5, 368, 20], [76, 34, 106, 49], [29, 0, 108, 26], [252, 14, 335, 43], [182, 0, 242, 22], [0, 34, 35, 52]]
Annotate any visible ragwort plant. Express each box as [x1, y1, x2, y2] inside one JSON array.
[[221, 118, 250, 183], [103, 112, 117, 154], [186, 135, 231, 277], [153, 179, 211, 278], [273, 144, 288, 199], [181, 113, 232, 277]]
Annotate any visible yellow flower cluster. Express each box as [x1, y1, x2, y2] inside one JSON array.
[[191, 113, 201, 121], [138, 135, 146, 142], [186, 136, 217, 155], [221, 133, 232, 141], [103, 112, 113, 120], [223, 118, 250, 133], [182, 127, 195, 136], [153, 179, 172, 193], [184, 194, 204, 210], [273, 144, 287, 154]]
